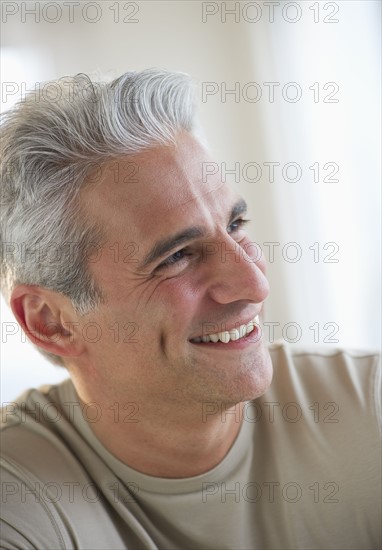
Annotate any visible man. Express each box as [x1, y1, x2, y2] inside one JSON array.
[[0, 69, 380, 549]]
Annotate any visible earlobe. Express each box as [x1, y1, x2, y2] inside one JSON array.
[[10, 285, 84, 358]]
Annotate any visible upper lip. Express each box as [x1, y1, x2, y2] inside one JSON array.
[[189, 311, 261, 340]]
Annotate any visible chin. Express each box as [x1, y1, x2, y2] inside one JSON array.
[[215, 344, 274, 406], [235, 366, 273, 404]]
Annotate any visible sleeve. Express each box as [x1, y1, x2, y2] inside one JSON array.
[[1, 520, 38, 550], [0, 459, 74, 550]]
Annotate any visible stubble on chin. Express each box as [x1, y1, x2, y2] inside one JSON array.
[[169, 343, 273, 406]]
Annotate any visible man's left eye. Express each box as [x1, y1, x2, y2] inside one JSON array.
[[228, 218, 250, 234]]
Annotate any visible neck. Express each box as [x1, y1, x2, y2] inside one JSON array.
[[70, 375, 245, 478]]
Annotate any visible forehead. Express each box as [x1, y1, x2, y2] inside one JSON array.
[[82, 132, 238, 243]]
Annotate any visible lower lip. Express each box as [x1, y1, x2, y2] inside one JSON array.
[[189, 326, 262, 350]]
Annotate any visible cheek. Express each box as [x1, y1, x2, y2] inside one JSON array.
[[99, 269, 203, 341], [158, 277, 201, 325]]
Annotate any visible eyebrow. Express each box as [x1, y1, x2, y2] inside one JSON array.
[[140, 198, 248, 269]]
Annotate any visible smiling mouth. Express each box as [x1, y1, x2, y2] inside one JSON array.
[[190, 315, 260, 344]]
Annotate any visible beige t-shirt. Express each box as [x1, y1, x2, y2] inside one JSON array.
[[1, 343, 380, 549]]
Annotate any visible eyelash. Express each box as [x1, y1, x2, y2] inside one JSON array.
[[157, 218, 250, 269], [227, 218, 250, 234]]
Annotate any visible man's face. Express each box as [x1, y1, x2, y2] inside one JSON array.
[[78, 132, 272, 407]]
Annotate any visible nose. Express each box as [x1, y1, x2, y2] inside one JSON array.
[[205, 237, 270, 305]]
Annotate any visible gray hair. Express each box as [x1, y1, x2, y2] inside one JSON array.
[[1, 69, 201, 366]]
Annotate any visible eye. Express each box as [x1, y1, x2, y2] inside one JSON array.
[[156, 219, 251, 271], [227, 218, 250, 234], [157, 249, 189, 269]]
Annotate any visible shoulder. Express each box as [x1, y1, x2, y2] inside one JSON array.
[[1, 381, 87, 470], [265, 340, 381, 431], [256, 343, 381, 549], [268, 339, 381, 368], [0, 382, 115, 549], [268, 341, 380, 403]]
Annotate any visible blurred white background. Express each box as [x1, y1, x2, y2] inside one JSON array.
[[1, 0, 381, 402]]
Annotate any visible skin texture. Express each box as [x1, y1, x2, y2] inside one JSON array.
[[11, 132, 273, 478]]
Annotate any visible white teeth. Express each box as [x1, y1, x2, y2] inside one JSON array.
[[192, 315, 260, 344], [230, 328, 241, 341], [239, 324, 247, 338], [246, 322, 255, 335], [218, 331, 230, 344]]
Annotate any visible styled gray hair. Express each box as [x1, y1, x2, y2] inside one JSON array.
[[1, 69, 201, 366]]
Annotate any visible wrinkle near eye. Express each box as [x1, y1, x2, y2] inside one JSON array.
[[133, 273, 173, 309], [159, 331, 166, 359]]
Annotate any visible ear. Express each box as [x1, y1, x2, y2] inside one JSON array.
[[10, 285, 85, 358]]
